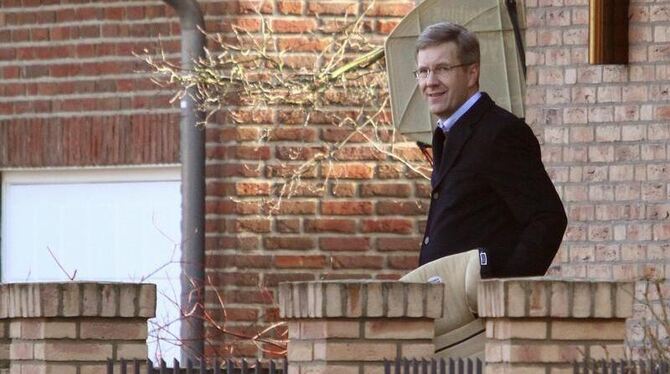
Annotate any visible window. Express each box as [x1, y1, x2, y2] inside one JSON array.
[[1, 167, 182, 360]]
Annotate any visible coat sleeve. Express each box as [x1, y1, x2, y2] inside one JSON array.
[[484, 121, 568, 277]]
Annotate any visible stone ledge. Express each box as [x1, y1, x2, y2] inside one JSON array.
[[0, 283, 156, 319], [478, 278, 634, 319], [279, 281, 443, 319]]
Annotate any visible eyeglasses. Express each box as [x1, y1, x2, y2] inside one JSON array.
[[413, 63, 472, 80]]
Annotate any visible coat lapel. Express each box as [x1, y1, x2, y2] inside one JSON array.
[[430, 128, 446, 188], [431, 93, 493, 190]]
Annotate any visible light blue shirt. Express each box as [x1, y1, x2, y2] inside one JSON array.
[[437, 91, 482, 133]]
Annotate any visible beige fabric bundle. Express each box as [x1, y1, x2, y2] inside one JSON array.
[[399, 249, 485, 359]]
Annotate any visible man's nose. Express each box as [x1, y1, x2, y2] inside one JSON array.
[[424, 71, 440, 85]]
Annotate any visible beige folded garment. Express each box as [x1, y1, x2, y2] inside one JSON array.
[[400, 249, 484, 359]]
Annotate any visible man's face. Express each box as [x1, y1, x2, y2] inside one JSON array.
[[416, 42, 479, 119]]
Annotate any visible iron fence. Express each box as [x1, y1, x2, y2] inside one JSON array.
[[107, 357, 670, 374], [107, 359, 288, 374], [383, 358, 483, 374], [573, 360, 670, 374]]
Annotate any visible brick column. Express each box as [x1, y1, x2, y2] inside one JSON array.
[[3, 283, 156, 374], [478, 278, 635, 374], [0, 321, 9, 374], [279, 281, 443, 374]]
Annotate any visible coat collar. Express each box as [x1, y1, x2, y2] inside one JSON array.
[[431, 92, 494, 189]]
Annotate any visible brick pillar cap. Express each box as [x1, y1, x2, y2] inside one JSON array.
[[0, 282, 156, 319], [478, 277, 634, 319], [278, 280, 443, 319]]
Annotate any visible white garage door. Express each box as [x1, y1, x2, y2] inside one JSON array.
[[1, 167, 182, 361]]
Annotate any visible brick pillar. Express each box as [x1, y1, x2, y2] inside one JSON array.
[[3, 283, 156, 374], [279, 281, 443, 374], [0, 321, 9, 374], [478, 278, 635, 374]]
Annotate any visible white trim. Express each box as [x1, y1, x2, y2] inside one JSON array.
[[1, 165, 180, 185]]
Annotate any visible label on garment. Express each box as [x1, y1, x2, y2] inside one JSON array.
[[479, 251, 488, 266]]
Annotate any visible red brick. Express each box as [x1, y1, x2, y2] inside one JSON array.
[[361, 219, 413, 234], [377, 20, 400, 34], [321, 273, 372, 280], [333, 146, 386, 161], [263, 307, 282, 323], [208, 272, 260, 287], [263, 273, 314, 287], [264, 236, 315, 250], [321, 201, 373, 215], [376, 201, 428, 215], [228, 218, 272, 233], [321, 128, 372, 143], [377, 164, 404, 179], [361, 183, 411, 197], [267, 127, 317, 141], [234, 182, 271, 196], [207, 236, 260, 251], [307, 2, 358, 15], [331, 255, 384, 269], [271, 19, 317, 33], [282, 54, 318, 69], [276, 146, 326, 161], [209, 200, 261, 215], [388, 256, 417, 269], [377, 237, 421, 252], [276, 218, 300, 233], [277, 1, 304, 14], [239, 0, 274, 14], [221, 290, 275, 305], [656, 106, 670, 120], [267, 200, 317, 215], [228, 17, 263, 32], [274, 181, 324, 197], [366, 2, 413, 17], [276, 36, 331, 52], [274, 256, 327, 268], [305, 218, 356, 233], [207, 255, 273, 269], [265, 163, 318, 178], [331, 182, 357, 197], [324, 163, 374, 179], [319, 237, 370, 251], [222, 162, 264, 178], [209, 308, 259, 322]]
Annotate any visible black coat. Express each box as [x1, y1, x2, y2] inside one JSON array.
[[419, 93, 567, 278]]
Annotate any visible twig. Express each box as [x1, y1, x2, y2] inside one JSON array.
[[46, 246, 77, 281]]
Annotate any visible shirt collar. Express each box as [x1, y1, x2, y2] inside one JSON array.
[[437, 91, 482, 133]]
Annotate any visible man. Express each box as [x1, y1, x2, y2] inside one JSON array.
[[415, 22, 567, 278]]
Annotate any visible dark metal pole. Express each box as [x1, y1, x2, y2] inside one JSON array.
[[162, 0, 206, 361]]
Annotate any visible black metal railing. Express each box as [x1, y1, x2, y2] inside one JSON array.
[[384, 358, 483, 374], [107, 359, 288, 374], [573, 359, 670, 374]]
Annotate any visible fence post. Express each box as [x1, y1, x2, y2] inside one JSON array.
[[278, 281, 444, 374], [478, 278, 634, 374], [4, 282, 156, 374]]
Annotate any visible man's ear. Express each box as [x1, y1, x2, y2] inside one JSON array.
[[467, 63, 480, 88]]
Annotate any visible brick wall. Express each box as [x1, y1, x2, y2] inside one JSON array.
[[0, 0, 421, 358], [197, 0, 419, 357], [278, 278, 636, 373], [279, 280, 443, 373], [0, 282, 155, 374], [524, 0, 670, 281], [479, 278, 634, 373], [0, 1, 180, 166]]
